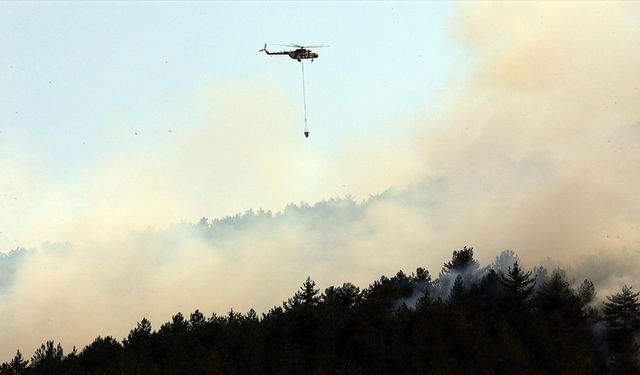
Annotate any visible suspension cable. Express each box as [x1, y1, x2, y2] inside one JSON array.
[[301, 61, 308, 135]]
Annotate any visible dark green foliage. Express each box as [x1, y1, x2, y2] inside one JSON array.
[[448, 274, 466, 304], [603, 285, 640, 332], [189, 310, 206, 328], [29, 341, 64, 373], [441, 246, 478, 274], [0, 350, 27, 375], [2, 249, 636, 375], [579, 279, 596, 305], [530, 272, 596, 374], [286, 276, 321, 309], [603, 285, 640, 374], [415, 267, 431, 283], [475, 269, 504, 306], [124, 317, 152, 348], [323, 283, 361, 309], [77, 336, 121, 372], [501, 261, 535, 304]]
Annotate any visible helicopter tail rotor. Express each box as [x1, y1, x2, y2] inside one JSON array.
[[258, 43, 267, 52]]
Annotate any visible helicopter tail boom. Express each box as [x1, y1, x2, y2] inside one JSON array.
[[259, 44, 290, 56]]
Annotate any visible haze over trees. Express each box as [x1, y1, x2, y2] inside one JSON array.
[[2, 248, 639, 375]]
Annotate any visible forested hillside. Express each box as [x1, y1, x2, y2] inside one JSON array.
[[2, 247, 639, 375]]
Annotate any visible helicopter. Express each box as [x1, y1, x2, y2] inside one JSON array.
[[260, 43, 328, 139], [258, 43, 328, 62]]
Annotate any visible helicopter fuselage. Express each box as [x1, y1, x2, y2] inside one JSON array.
[[261, 47, 318, 61], [288, 48, 319, 61]]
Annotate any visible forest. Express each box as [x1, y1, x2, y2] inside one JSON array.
[[1, 247, 639, 375]]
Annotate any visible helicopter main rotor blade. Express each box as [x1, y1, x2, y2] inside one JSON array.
[[273, 43, 330, 48]]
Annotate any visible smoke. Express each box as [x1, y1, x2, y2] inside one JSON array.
[[414, 2, 640, 262], [2, 1, 640, 362], [395, 249, 519, 308], [0, 248, 32, 294], [0, 196, 434, 359]]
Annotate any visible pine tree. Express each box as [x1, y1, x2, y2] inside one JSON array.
[[78, 336, 122, 370], [476, 269, 504, 306], [30, 341, 64, 372], [415, 267, 432, 283], [442, 246, 479, 274], [322, 283, 361, 309], [578, 279, 596, 305], [287, 277, 320, 308], [159, 312, 189, 334], [448, 275, 466, 304], [603, 285, 640, 374], [189, 310, 206, 328], [603, 285, 640, 332], [4, 350, 27, 374], [532, 272, 593, 374], [437, 247, 480, 301], [246, 308, 259, 322], [501, 261, 535, 304], [125, 317, 152, 347]]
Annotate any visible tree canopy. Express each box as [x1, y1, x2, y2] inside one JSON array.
[[1, 248, 637, 375]]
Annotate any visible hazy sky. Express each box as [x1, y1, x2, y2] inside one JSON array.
[[2, 1, 640, 362], [0, 1, 463, 249]]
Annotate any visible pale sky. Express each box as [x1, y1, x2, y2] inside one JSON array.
[[0, 1, 464, 249], [0, 2, 462, 170]]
